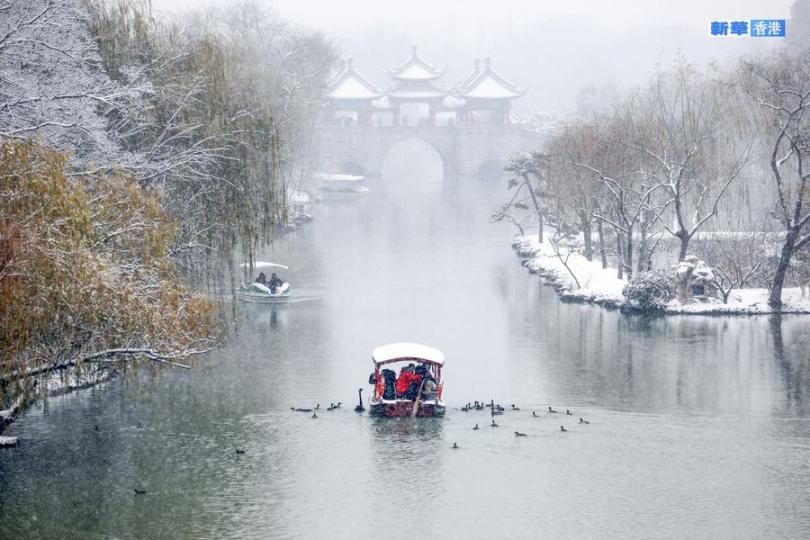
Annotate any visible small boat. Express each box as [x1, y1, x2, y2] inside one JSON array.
[[236, 261, 291, 304], [316, 173, 370, 194], [368, 343, 446, 417]]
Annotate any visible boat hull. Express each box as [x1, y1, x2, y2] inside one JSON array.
[[235, 290, 291, 304], [369, 399, 445, 418]]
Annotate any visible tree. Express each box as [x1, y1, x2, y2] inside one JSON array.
[[502, 152, 550, 243], [631, 61, 752, 262], [740, 50, 810, 308], [0, 139, 220, 400]]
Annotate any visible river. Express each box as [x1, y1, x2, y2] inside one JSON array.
[[1, 158, 810, 539]]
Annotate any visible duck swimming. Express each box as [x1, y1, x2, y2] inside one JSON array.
[[312, 413, 318, 419], [532, 411, 538, 418], [579, 418, 590, 424], [235, 448, 246, 455], [548, 406, 558, 413], [566, 409, 573, 415], [511, 404, 520, 411], [452, 442, 459, 449], [291, 407, 313, 412], [560, 425, 567, 432], [491, 419, 498, 427], [514, 431, 527, 437], [473, 424, 480, 430]]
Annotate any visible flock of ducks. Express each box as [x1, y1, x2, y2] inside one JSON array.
[[452, 402, 592, 449]]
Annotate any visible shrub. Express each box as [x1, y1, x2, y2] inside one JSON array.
[[622, 270, 675, 312]]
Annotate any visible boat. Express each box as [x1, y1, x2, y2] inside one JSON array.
[[236, 261, 291, 304], [316, 173, 370, 194], [368, 342, 446, 417]]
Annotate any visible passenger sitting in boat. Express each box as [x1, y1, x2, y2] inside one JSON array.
[[421, 378, 438, 400], [268, 272, 284, 293], [396, 365, 422, 399], [255, 272, 267, 285], [381, 369, 397, 400]]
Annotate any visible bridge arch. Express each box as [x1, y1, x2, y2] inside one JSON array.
[[380, 137, 448, 193]]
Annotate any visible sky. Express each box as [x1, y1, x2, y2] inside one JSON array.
[[149, 0, 795, 114]]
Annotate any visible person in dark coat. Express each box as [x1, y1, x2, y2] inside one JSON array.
[[268, 272, 284, 293], [255, 272, 267, 285]]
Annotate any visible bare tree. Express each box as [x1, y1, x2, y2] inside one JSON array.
[[740, 50, 810, 308]]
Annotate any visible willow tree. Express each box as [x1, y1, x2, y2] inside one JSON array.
[[0, 139, 220, 404]]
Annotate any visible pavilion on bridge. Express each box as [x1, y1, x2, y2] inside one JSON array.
[[322, 45, 525, 127]]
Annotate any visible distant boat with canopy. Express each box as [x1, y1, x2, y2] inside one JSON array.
[[236, 261, 291, 304], [316, 173, 370, 194]]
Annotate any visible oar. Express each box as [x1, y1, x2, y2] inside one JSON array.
[[411, 379, 427, 417]]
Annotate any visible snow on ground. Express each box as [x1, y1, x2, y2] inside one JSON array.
[[512, 235, 810, 315]]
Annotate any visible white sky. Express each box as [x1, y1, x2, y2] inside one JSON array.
[[149, 0, 795, 113]]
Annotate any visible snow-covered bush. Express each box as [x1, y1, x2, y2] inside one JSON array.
[[622, 271, 675, 312]]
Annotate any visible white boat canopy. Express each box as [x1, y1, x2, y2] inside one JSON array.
[[240, 261, 289, 270], [372, 342, 445, 367], [315, 173, 365, 182]]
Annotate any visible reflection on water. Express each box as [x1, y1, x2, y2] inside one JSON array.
[[1, 167, 810, 539]]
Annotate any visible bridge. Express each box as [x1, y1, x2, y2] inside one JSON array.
[[313, 124, 545, 181], [313, 46, 544, 181]]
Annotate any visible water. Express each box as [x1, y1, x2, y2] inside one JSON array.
[[2, 169, 810, 539]]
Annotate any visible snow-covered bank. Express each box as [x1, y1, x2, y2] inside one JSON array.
[[512, 236, 810, 315]]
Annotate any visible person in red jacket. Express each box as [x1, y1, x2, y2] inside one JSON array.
[[396, 365, 424, 399]]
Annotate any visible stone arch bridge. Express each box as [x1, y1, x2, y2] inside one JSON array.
[[313, 125, 545, 181]]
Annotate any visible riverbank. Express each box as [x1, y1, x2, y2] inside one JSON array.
[[512, 235, 810, 315]]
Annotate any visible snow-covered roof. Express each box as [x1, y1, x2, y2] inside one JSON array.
[[372, 343, 445, 366], [325, 59, 383, 101], [387, 45, 445, 81], [455, 58, 525, 100]]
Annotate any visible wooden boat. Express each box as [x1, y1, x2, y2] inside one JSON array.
[[368, 343, 445, 417], [236, 261, 291, 304]]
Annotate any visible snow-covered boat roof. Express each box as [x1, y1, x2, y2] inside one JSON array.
[[240, 261, 289, 270], [372, 343, 445, 366], [315, 173, 365, 182]]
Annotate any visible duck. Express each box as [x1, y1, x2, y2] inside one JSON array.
[[511, 404, 520, 411], [532, 411, 538, 418], [566, 409, 573, 415], [335, 402, 342, 408], [452, 442, 459, 449], [495, 404, 505, 412], [473, 424, 480, 430], [579, 418, 590, 424], [514, 431, 527, 437], [312, 413, 318, 419], [134, 488, 147, 495], [235, 448, 246, 455], [547, 406, 558, 413], [315, 404, 321, 410], [291, 407, 313, 412], [354, 388, 365, 413], [493, 410, 504, 415], [490, 419, 498, 427], [560, 425, 567, 432]]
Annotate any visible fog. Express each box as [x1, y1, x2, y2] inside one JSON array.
[[150, 0, 792, 114]]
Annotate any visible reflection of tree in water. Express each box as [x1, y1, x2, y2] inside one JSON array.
[[769, 315, 810, 415]]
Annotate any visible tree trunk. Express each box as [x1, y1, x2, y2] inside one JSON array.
[[615, 229, 624, 280], [579, 212, 593, 261], [677, 230, 690, 262], [637, 225, 648, 275], [768, 229, 797, 309], [597, 219, 607, 269], [625, 227, 634, 281]]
